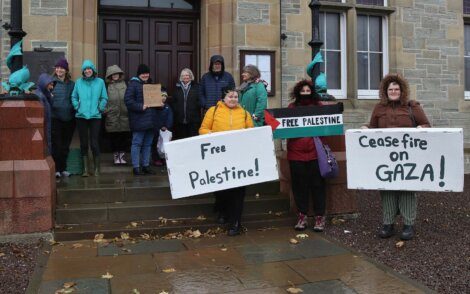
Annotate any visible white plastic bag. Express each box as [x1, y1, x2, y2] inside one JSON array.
[[157, 129, 172, 158]]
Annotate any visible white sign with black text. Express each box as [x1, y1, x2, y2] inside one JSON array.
[[165, 126, 279, 199], [346, 128, 464, 192]]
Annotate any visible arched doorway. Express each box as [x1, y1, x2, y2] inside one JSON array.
[[98, 0, 200, 96]]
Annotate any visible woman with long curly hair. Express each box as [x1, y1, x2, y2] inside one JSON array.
[[363, 73, 430, 240], [288, 79, 327, 232]]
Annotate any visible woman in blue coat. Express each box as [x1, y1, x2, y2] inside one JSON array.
[[71, 60, 108, 177]]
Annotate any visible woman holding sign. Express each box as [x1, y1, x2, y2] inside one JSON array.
[[363, 73, 430, 240], [288, 80, 327, 232], [199, 87, 254, 236]]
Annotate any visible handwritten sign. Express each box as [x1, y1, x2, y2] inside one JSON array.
[[165, 126, 279, 199], [345, 128, 464, 192], [143, 84, 164, 107]]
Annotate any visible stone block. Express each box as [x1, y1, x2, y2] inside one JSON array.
[[0, 197, 53, 234], [0, 161, 13, 198], [14, 159, 55, 198]]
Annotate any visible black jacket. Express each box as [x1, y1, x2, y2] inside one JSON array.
[[124, 77, 156, 131], [171, 81, 202, 124]]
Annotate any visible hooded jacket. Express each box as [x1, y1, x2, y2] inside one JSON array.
[[71, 60, 108, 119], [34, 73, 55, 155], [199, 55, 235, 109], [104, 65, 129, 132], [51, 76, 75, 122], [239, 81, 268, 127], [124, 76, 157, 131]]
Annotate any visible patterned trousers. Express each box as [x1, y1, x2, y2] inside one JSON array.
[[380, 190, 417, 226]]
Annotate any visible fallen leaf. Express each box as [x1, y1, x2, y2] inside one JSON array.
[[331, 218, 346, 225], [296, 233, 309, 239], [255, 193, 260, 198], [395, 241, 405, 248], [101, 272, 113, 279], [196, 215, 206, 221], [220, 248, 228, 252], [49, 240, 64, 246], [140, 233, 151, 240], [121, 248, 132, 253], [132, 289, 140, 294], [0, 253, 5, 257], [63, 282, 76, 289], [286, 287, 303, 293], [120, 232, 130, 240], [71, 243, 83, 249], [274, 212, 283, 216], [191, 230, 202, 238], [93, 234, 105, 243], [289, 238, 299, 245], [130, 222, 138, 228], [343, 230, 352, 234], [159, 291, 169, 294], [43, 251, 50, 255], [268, 210, 272, 214], [162, 268, 176, 273]]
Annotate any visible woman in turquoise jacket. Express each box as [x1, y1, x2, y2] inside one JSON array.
[[71, 59, 108, 177], [238, 65, 268, 127]]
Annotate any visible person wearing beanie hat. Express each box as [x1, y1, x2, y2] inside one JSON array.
[[124, 63, 159, 176], [51, 57, 75, 178], [71, 59, 108, 177], [199, 55, 235, 110], [238, 64, 268, 127]]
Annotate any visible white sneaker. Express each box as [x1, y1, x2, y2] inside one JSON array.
[[113, 152, 120, 165], [55, 172, 61, 178], [294, 213, 308, 231], [61, 171, 71, 177], [119, 152, 127, 165]]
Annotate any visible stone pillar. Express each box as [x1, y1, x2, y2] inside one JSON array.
[[0, 99, 55, 235]]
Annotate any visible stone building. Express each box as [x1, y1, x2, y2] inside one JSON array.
[[1, 0, 469, 170]]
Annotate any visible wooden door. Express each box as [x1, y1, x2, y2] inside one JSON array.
[[99, 15, 197, 95]]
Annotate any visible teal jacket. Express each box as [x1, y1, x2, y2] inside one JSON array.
[[71, 60, 108, 119], [239, 82, 268, 127]]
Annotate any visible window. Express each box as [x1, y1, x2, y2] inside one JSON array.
[[356, 0, 386, 6], [357, 14, 388, 99], [465, 0, 470, 14], [465, 24, 470, 99], [319, 12, 347, 99], [240, 50, 275, 96]]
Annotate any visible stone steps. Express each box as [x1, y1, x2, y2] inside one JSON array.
[[54, 160, 293, 240]]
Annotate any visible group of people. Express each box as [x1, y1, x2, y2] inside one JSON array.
[[34, 53, 429, 240]]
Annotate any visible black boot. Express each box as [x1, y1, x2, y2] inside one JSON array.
[[400, 225, 414, 240], [378, 224, 394, 238], [142, 166, 156, 175], [227, 221, 241, 236], [133, 167, 145, 176]]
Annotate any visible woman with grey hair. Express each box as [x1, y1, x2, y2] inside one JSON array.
[[170, 68, 202, 139], [238, 65, 268, 127]]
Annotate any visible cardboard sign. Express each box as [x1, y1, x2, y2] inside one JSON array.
[[143, 84, 164, 107], [264, 104, 343, 139], [346, 128, 464, 192], [165, 126, 279, 199]]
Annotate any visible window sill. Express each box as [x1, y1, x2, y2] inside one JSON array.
[[355, 4, 396, 15], [465, 91, 470, 100]]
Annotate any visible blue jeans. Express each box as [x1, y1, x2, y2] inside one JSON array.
[[131, 130, 154, 168]]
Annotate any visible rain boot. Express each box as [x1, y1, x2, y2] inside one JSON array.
[[81, 156, 89, 177], [94, 156, 101, 176]]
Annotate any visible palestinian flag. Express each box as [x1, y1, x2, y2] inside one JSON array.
[[265, 104, 343, 139]]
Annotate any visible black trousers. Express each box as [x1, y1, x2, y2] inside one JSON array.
[[76, 118, 101, 157], [214, 187, 246, 225], [51, 118, 75, 172], [174, 122, 200, 140], [289, 160, 326, 216], [108, 131, 131, 152]]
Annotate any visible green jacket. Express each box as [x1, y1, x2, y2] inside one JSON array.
[[104, 65, 129, 132], [239, 82, 268, 127], [71, 60, 108, 119]]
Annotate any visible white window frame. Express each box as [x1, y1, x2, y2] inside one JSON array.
[[465, 23, 470, 100], [319, 11, 347, 99], [356, 0, 387, 6], [357, 14, 389, 99]]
